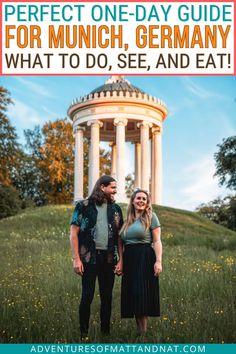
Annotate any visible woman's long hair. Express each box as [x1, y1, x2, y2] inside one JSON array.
[[120, 189, 152, 235], [88, 175, 116, 205]]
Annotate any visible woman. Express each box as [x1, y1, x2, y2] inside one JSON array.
[[120, 189, 162, 335]]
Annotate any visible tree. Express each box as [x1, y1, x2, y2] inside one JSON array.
[[0, 185, 21, 219], [196, 197, 226, 225], [125, 173, 135, 198], [12, 151, 44, 206], [39, 119, 74, 204], [0, 87, 20, 186], [0, 86, 39, 207], [83, 140, 111, 197], [226, 195, 236, 230], [24, 125, 43, 158], [21, 126, 46, 205], [99, 147, 111, 176], [0, 86, 12, 111], [197, 195, 236, 231], [22, 120, 112, 204], [197, 136, 236, 231], [214, 136, 236, 191]]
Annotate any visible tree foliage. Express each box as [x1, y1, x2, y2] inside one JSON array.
[[125, 173, 135, 198], [0, 185, 21, 219], [214, 136, 236, 191], [0, 87, 20, 186], [197, 195, 236, 231], [75, 139, 111, 198], [19, 126, 45, 205], [0, 85, 112, 207], [39, 119, 74, 204], [197, 136, 236, 231], [23, 121, 112, 204], [12, 150, 44, 207], [0, 86, 12, 112], [24, 125, 43, 158]]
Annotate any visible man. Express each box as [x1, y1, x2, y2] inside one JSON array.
[[70, 175, 123, 340]]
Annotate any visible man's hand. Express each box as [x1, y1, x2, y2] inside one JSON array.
[[114, 259, 123, 276], [73, 258, 84, 276]]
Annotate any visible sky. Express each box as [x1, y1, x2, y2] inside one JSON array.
[[1, 75, 236, 210]]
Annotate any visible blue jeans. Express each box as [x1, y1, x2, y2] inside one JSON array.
[[79, 250, 115, 336]]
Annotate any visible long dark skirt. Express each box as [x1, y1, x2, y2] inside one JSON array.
[[121, 243, 160, 318]]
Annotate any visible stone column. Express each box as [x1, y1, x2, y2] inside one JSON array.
[[110, 142, 116, 179], [87, 120, 103, 194], [152, 126, 162, 204], [134, 143, 141, 188], [151, 133, 155, 202], [114, 118, 128, 202], [138, 121, 152, 191], [74, 125, 85, 202]]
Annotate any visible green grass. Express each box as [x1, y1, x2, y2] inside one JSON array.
[[0, 204, 235, 343]]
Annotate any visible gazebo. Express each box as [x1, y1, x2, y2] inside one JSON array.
[[67, 76, 168, 203]]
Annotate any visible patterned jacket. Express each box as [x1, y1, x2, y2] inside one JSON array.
[[70, 199, 123, 264]]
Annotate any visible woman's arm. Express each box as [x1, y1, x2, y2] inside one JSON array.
[[152, 227, 162, 277]]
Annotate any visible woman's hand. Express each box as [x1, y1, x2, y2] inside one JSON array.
[[73, 258, 84, 276], [114, 259, 123, 276], [154, 260, 162, 277]]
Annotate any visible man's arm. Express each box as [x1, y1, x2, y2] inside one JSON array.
[[114, 206, 124, 275], [70, 224, 84, 275], [114, 235, 123, 276]]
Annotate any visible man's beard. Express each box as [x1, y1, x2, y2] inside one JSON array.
[[104, 193, 115, 203]]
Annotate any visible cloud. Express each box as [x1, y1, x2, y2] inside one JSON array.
[[179, 154, 228, 210], [42, 105, 59, 118], [181, 77, 226, 100], [213, 112, 236, 138], [13, 77, 53, 98], [8, 99, 43, 128], [167, 97, 195, 117]]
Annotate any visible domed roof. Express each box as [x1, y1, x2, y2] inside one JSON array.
[[89, 76, 145, 95]]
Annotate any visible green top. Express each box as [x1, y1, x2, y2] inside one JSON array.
[[95, 203, 108, 250], [121, 212, 161, 245]]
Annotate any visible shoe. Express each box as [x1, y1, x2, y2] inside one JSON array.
[[80, 336, 89, 342], [80, 333, 89, 342]]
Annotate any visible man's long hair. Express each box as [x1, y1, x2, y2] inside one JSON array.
[[89, 175, 116, 205], [120, 189, 152, 235]]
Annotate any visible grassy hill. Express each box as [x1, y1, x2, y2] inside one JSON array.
[[0, 204, 235, 343]]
